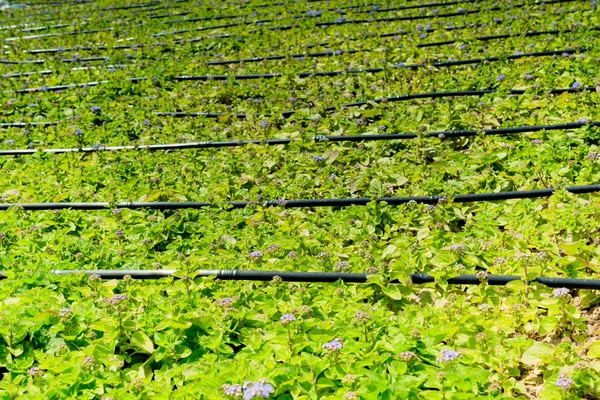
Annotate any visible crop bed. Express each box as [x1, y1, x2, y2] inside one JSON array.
[[0, 0, 599, 398]]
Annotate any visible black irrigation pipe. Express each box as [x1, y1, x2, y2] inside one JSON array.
[[0, 22, 70, 32], [155, 85, 596, 120], [315, 0, 586, 27], [160, 0, 474, 26], [1, 121, 595, 156], [406, 47, 589, 69], [9, 77, 147, 94], [2, 64, 127, 78], [202, 40, 587, 66], [416, 27, 600, 48], [4, 269, 598, 289], [2, 184, 600, 211], [205, 49, 362, 65], [4, 27, 114, 42], [152, 19, 277, 38], [0, 121, 59, 128], [22, 43, 152, 54], [152, 21, 293, 38]]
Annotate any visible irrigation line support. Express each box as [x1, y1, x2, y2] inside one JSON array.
[[3, 269, 600, 290]]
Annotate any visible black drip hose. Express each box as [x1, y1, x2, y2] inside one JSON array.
[[4, 269, 598, 289], [154, 86, 597, 120], [1, 184, 600, 211], [0, 121, 596, 156]]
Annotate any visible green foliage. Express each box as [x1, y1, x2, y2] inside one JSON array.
[[0, 0, 599, 398]]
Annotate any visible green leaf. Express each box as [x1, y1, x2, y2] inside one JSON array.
[[521, 343, 554, 366], [588, 341, 600, 359], [131, 331, 155, 354], [382, 245, 398, 260]]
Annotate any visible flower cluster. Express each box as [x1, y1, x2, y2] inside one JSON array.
[[58, 308, 73, 318], [105, 294, 127, 305], [553, 288, 570, 298], [249, 251, 263, 260], [438, 349, 462, 362], [217, 297, 236, 307], [354, 311, 371, 322], [555, 376, 574, 389], [223, 379, 274, 399], [322, 338, 343, 352], [280, 313, 296, 325]]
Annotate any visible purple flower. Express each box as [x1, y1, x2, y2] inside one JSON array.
[[259, 120, 268, 128], [450, 244, 466, 252], [579, 118, 589, 124], [289, 97, 296, 102], [143, 119, 151, 126], [83, 356, 95, 367], [249, 250, 263, 259], [419, 33, 427, 39], [524, 73, 533, 79], [572, 81, 582, 89], [322, 338, 343, 351], [553, 287, 570, 298], [343, 392, 359, 400], [592, 1, 598, 7], [223, 384, 242, 397], [106, 294, 127, 305], [312, 155, 325, 162], [58, 308, 73, 318], [355, 118, 364, 125], [563, 52, 570, 58], [556, 377, 574, 389], [439, 348, 461, 362], [4, 140, 15, 146], [115, 229, 124, 238], [287, 251, 298, 258], [354, 311, 370, 321], [531, 139, 543, 145], [28, 367, 42, 377], [334, 50, 343, 55], [74, 128, 83, 136], [496, 74, 506, 81], [90, 105, 101, 113], [334, 261, 350, 271], [242, 379, 275, 399], [458, 44, 466, 50], [217, 297, 234, 307], [280, 313, 296, 325]]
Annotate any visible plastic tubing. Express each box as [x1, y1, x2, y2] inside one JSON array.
[[0, 121, 595, 156], [0, 184, 600, 211], [3, 269, 599, 289]]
